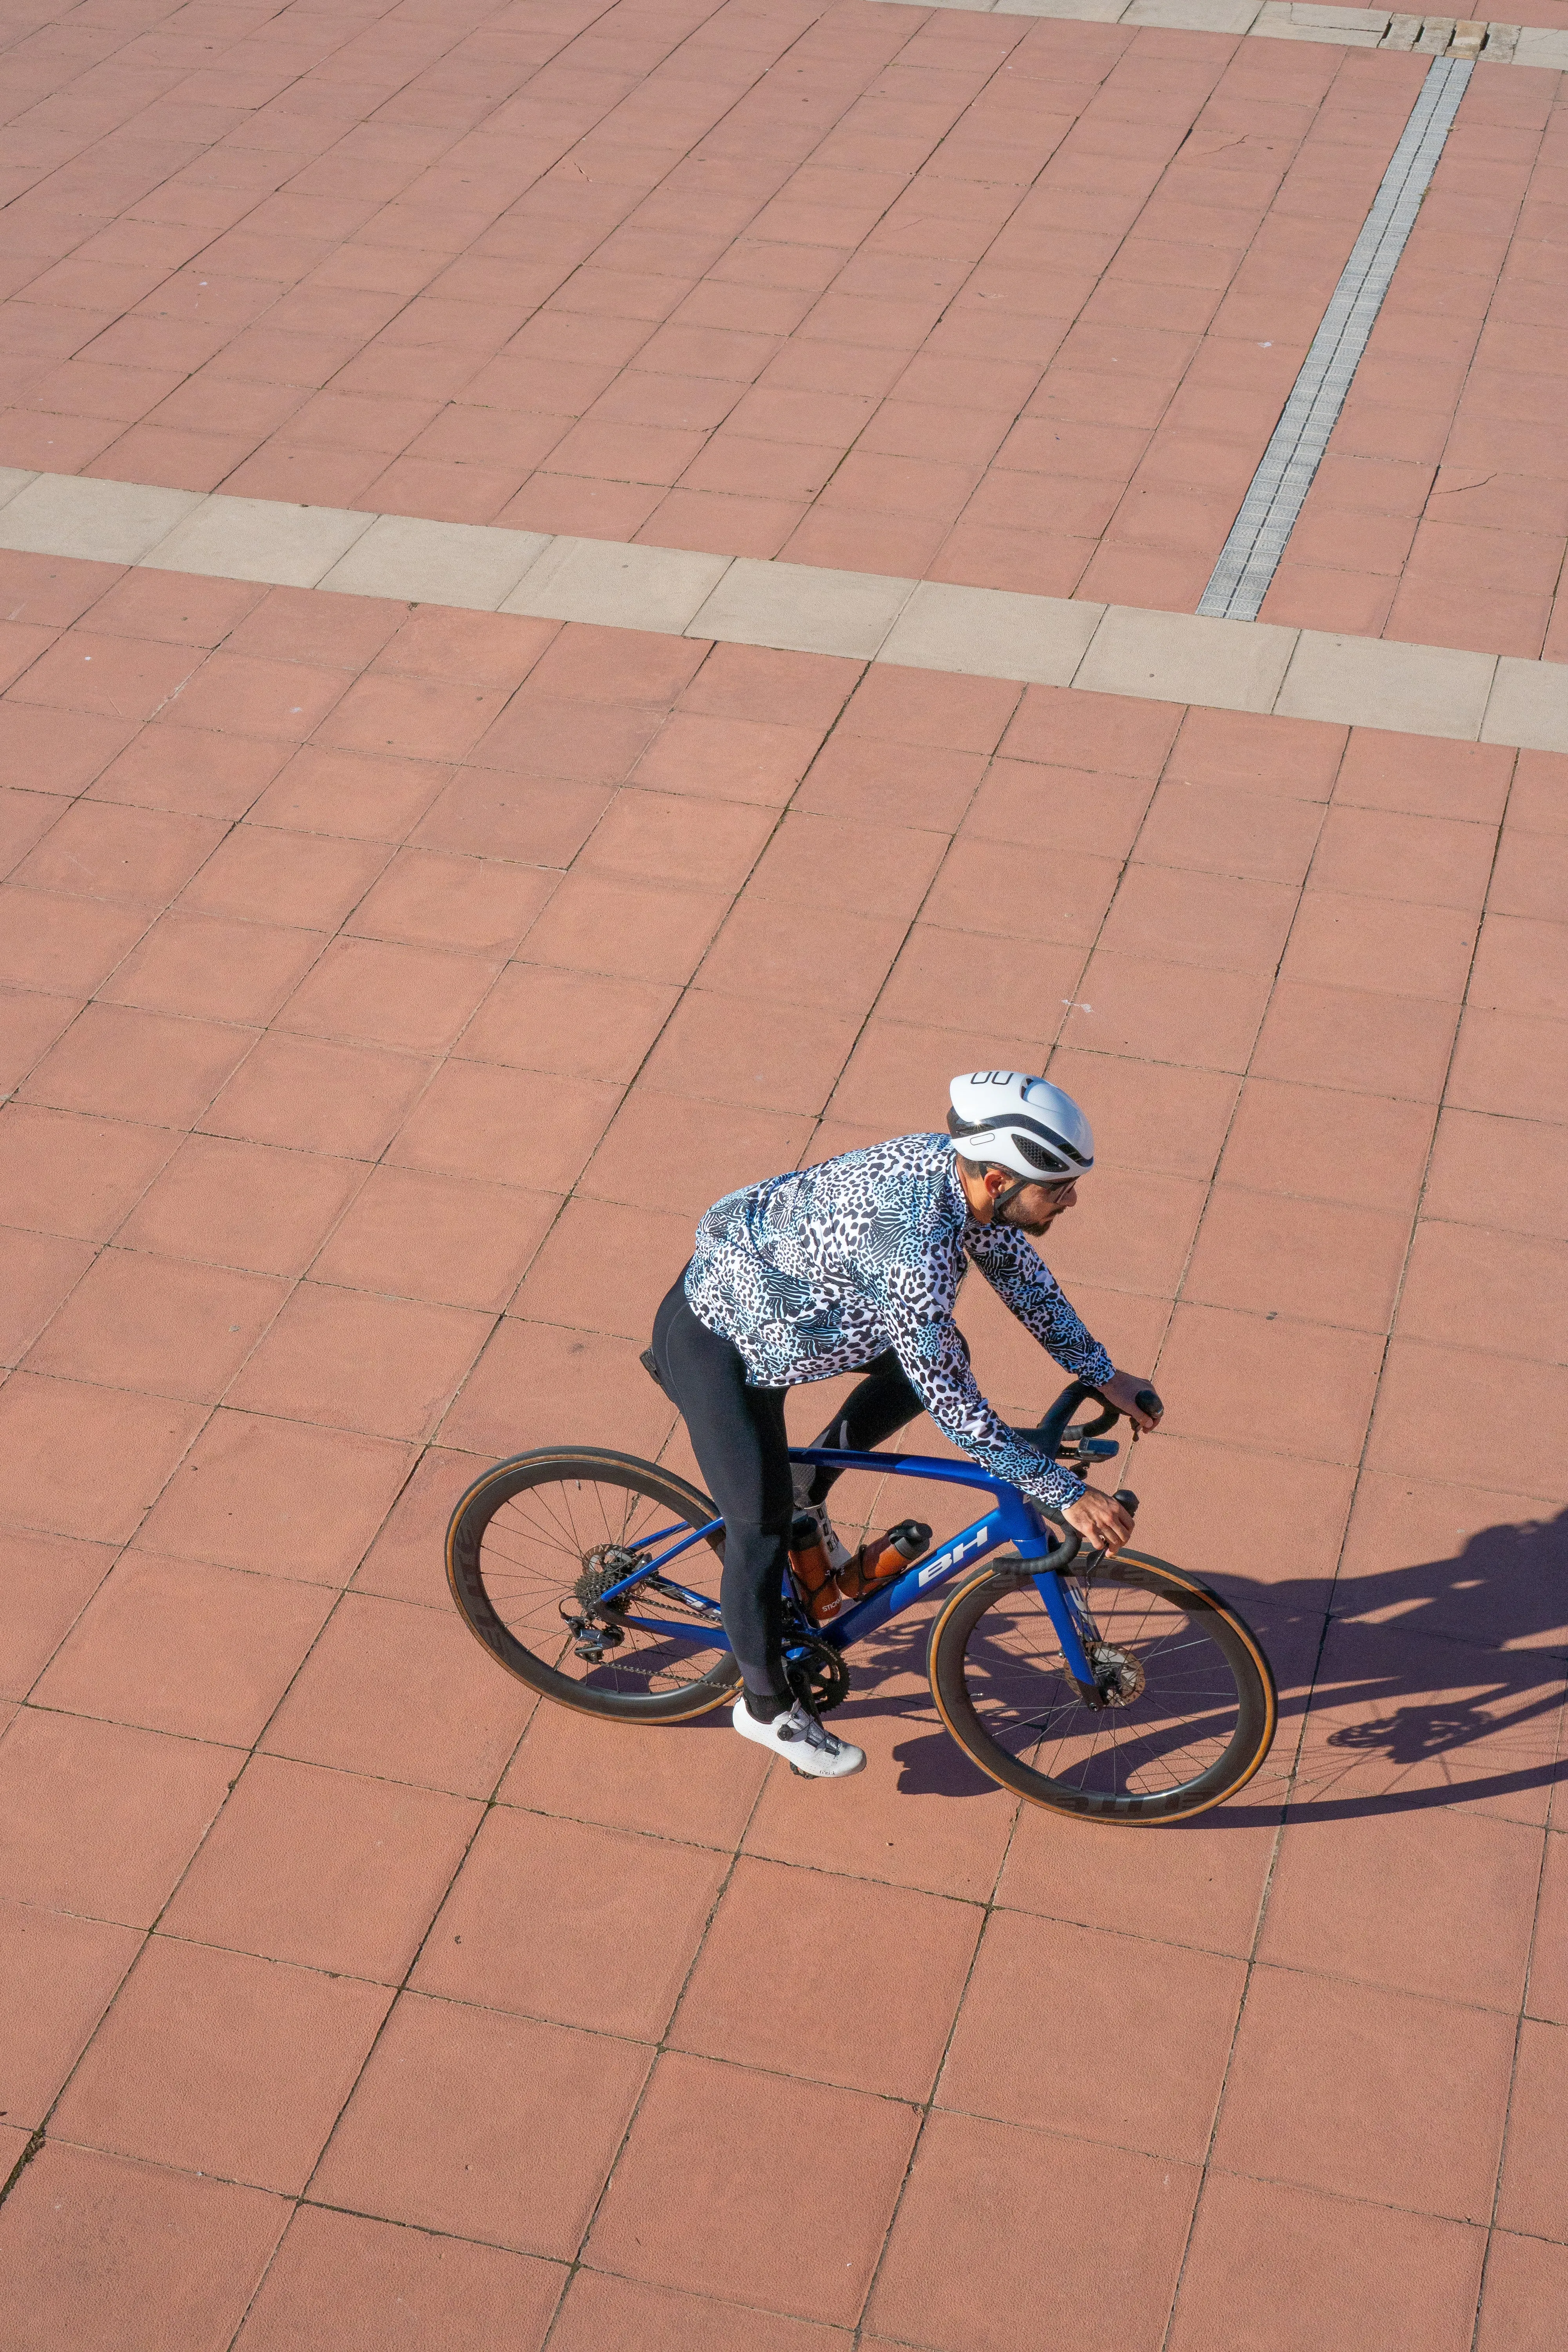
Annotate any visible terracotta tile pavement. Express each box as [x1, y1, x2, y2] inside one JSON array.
[[3, 3, 1567, 658], [0, 544, 1563, 2346], [1, 4, 1567, 2346]]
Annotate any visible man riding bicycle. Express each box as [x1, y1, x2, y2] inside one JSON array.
[[648, 1069, 1162, 1782]]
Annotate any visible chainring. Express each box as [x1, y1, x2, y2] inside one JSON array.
[[784, 1632, 851, 1715]]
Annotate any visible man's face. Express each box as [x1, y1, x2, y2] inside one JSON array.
[[997, 1176, 1078, 1235]]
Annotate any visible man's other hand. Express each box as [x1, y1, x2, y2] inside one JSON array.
[[1062, 1488, 1134, 1556], [1100, 1368, 1161, 1432]]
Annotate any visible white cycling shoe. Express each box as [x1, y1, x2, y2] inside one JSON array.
[[733, 1696, 866, 1779]]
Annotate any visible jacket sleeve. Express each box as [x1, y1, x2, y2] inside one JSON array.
[[967, 1223, 1115, 1389], [868, 1240, 1089, 1512]]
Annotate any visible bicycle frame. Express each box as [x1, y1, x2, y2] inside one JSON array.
[[590, 1443, 1104, 1690]]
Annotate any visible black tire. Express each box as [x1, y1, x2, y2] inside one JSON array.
[[928, 1550, 1276, 1822], [446, 1448, 740, 1722]]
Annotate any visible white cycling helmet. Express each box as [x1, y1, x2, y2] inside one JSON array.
[[946, 1070, 1094, 1184]]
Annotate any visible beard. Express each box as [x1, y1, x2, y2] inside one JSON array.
[[1000, 1196, 1068, 1237]]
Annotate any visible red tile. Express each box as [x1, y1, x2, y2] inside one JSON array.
[[868, 2110, 1198, 2352], [344, 848, 554, 954], [0, 704, 136, 797], [1260, 1808, 1541, 2011], [0, 1708, 234, 1926], [457, 961, 676, 1082], [387, 1059, 619, 1191], [1397, 1220, 1564, 1364], [1336, 728, 1515, 823], [437, 1315, 675, 1463], [0, 1225, 93, 1368], [1167, 2174, 1483, 2352], [0, 1371, 206, 1543], [0, 1898, 141, 2129], [0, 888, 148, 996], [0, 1526, 113, 1701], [548, 2273, 839, 2352], [179, 826, 390, 932], [315, 672, 510, 762], [1069, 951, 1273, 1070], [310, 1164, 555, 1311], [119, 1134, 365, 1275], [261, 1590, 532, 1796], [942, 1907, 1243, 2157], [226, 1283, 489, 1443], [518, 870, 731, 984], [134, 1409, 414, 1584], [163, 1753, 481, 1984], [7, 631, 200, 724], [1475, 2234, 1568, 2352], [1447, 1008, 1568, 1124], [20, 1003, 258, 1129], [52, 1936, 390, 2194], [99, 910, 325, 1025], [201, 1033, 432, 1159], [248, 746, 452, 841], [415, 1807, 728, 2039], [681, 642, 858, 733], [407, 767, 609, 866], [14, 800, 223, 907], [160, 652, 350, 742], [230, 2205, 562, 2352], [1156, 1302, 1384, 1465], [671, 1855, 979, 2100], [275, 936, 496, 1054], [32, 1552, 332, 1745], [310, 1991, 649, 2256], [1184, 1187, 1410, 1330], [0, 2143, 287, 2352], [1214, 1965, 1513, 2219], [1252, 981, 1459, 1101], [24, 1248, 287, 1401], [588, 2051, 919, 2325]]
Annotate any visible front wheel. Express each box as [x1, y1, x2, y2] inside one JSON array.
[[446, 1448, 740, 1722], [927, 1551, 1276, 1822]]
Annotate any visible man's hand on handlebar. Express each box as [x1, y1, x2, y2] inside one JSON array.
[[1062, 1488, 1135, 1557], [1099, 1368, 1162, 1433]]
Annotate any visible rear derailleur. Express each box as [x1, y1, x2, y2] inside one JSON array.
[[560, 1543, 641, 1662]]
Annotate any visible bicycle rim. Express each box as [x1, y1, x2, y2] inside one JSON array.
[[929, 1552, 1276, 1822], [446, 1449, 740, 1722]]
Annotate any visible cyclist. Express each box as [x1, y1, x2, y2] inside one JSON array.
[[646, 1070, 1162, 1780]]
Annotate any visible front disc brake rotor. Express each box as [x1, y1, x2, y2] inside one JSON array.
[[1088, 1642, 1146, 1707]]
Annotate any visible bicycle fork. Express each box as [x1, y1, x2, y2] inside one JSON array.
[[1031, 1566, 1110, 1710]]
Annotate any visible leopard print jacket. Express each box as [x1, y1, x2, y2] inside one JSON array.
[[685, 1132, 1114, 1509]]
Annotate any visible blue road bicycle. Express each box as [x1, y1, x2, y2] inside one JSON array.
[[447, 1379, 1276, 1823]]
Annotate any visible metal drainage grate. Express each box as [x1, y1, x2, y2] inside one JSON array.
[[1197, 54, 1472, 624]]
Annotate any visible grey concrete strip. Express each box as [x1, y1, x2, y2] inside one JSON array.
[[686, 557, 918, 660], [505, 537, 731, 633], [319, 514, 550, 610], [142, 494, 377, 586], [1199, 55, 1472, 623], [878, 582, 1104, 686], [1074, 605, 1299, 712], [2, 469, 1565, 750], [1276, 630, 1496, 739], [0, 473, 203, 564], [1482, 658, 1568, 755]]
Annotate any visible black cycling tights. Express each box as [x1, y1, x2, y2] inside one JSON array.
[[650, 1276, 923, 1701]]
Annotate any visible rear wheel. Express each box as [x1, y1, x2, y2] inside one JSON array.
[[446, 1449, 740, 1722], [928, 1552, 1275, 1822]]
